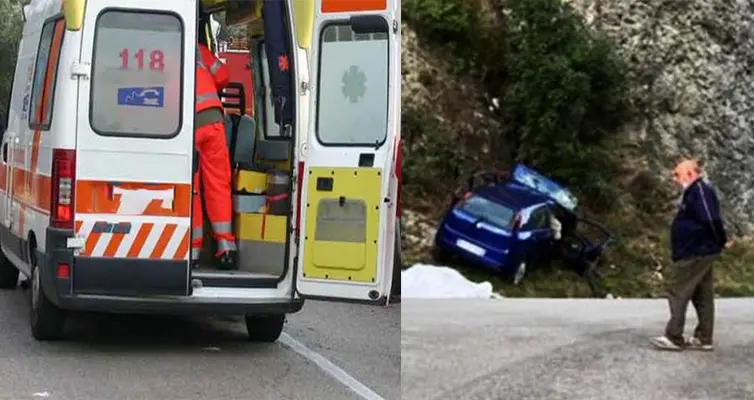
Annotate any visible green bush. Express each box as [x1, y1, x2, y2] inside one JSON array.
[[401, 106, 462, 201], [403, 0, 479, 43], [0, 1, 23, 123], [403, 0, 483, 72], [403, 0, 629, 210], [501, 0, 628, 206]]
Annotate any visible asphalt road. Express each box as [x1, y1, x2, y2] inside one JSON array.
[[0, 285, 400, 400], [402, 298, 754, 400]]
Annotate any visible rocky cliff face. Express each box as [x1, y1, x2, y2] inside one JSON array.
[[401, 22, 502, 162], [401, 23, 502, 258], [566, 0, 754, 232]]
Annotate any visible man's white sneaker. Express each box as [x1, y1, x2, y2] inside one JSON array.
[[649, 336, 683, 351], [685, 336, 713, 351]]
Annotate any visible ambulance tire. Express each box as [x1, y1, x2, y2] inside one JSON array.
[[30, 261, 67, 341], [244, 314, 285, 343], [0, 251, 19, 289]]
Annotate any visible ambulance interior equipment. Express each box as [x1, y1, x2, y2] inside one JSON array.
[[194, 1, 295, 280]]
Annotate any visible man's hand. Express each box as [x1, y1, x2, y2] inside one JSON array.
[[725, 239, 734, 249]]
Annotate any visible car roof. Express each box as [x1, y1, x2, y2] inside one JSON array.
[[476, 181, 550, 210]]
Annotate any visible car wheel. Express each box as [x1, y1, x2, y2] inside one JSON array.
[[509, 262, 526, 285], [30, 260, 67, 341], [0, 251, 19, 289], [245, 314, 285, 343]]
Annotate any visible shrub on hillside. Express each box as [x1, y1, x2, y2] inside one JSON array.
[[502, 0, 628, 207], [403, 0, 484, 72], [403, 0, 630, 210], [401, 106, 462, 205], [0, 1, 23, 122]]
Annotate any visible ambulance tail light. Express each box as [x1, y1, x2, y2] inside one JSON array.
[[57, 263, 70, 279], [51, 148, 76, 230]]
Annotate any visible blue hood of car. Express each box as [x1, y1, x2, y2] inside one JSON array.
[[511, 164, 579, 211]]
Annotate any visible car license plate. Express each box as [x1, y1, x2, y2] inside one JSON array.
[[456, 239, 486, 257]]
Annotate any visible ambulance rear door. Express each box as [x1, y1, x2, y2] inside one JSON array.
[[295, 0, 400, 303], [71, 0, 198, 296]]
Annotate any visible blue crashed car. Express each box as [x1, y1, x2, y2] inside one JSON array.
[[432, 164, 613, 285]]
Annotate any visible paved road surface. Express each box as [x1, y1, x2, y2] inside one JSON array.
[[402, 298, 754, 400], [0, 285, 400, 400]]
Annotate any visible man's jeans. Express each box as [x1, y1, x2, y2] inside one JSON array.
[[665, 254, 718, 345]]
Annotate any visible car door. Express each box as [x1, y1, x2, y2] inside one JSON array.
[[71, 0, 197, 296], [295, 0, 400, 303], [521, 205, 554, 267]]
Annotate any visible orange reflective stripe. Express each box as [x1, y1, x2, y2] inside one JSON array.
[[173, 230, 190, 260], [322, 0, 386, 12], [75, 181, 191, 217]]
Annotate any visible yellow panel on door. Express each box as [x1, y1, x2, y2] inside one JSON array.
[[313, 242, 366, 270], [303, 167, 381, 283]]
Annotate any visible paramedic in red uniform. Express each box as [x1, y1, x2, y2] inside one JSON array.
[[192, 28, 238, 269]]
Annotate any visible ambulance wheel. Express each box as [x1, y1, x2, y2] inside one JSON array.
[[0, 251, 19, 289], [244, 314, 285, 343], [30, 261, 66, 341]]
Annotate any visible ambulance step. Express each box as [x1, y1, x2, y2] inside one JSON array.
[[191, 268, 279, 289]]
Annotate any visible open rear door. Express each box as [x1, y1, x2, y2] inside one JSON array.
[[72, 0, 197, 296], [296, 0, 400, 303]]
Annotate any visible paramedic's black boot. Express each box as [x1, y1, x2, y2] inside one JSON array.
[[218, 250, 239, 270]]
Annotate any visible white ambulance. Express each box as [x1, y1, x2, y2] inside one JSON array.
[[0, 0, 401, 341]]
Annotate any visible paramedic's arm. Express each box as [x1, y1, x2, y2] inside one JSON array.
[[211, 54, 230, 90], [690, 183, 728, 247], [200, 45, 230, 90]]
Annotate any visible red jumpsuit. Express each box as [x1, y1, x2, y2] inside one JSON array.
[[192, 43, 236, 261]]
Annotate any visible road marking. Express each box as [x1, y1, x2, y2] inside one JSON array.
[[279, 332, 385, 400]]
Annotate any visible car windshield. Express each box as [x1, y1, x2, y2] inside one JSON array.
[[458, 195, 516, 229], [511, 164, 578, 211]]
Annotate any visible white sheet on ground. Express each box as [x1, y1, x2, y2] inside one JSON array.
[[402, 264, 503, 299]]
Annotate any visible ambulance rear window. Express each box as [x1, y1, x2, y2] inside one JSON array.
[[29, 17, 65, 131], [315, 20, 390, 147], [89, 10, 184, 138]]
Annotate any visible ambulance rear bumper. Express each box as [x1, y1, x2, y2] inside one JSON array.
[[52, 293, 304, 315], [42, 227, 304, 315]]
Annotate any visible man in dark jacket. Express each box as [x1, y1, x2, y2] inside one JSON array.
[[650, 159, 731, 351]]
